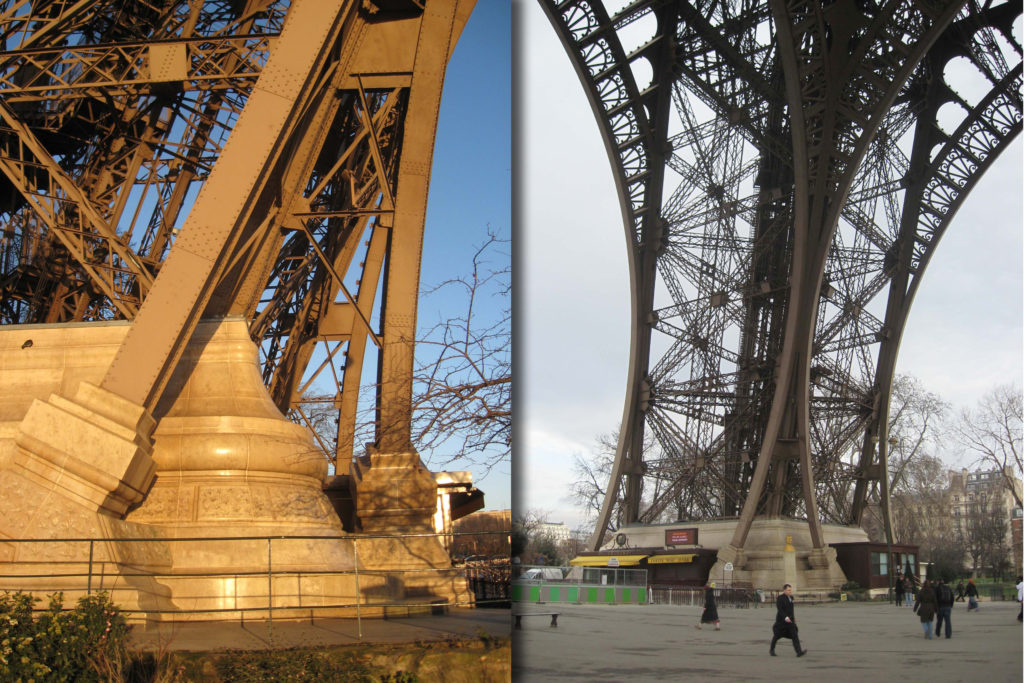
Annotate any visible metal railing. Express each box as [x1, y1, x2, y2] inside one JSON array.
[[649, 586, 764, 608], [0, 530, 511, 643], [512, 564, 648, 588]]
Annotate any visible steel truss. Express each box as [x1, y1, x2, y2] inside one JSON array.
[[0, 0, 472, 472], [542, 0, 1022, 551]]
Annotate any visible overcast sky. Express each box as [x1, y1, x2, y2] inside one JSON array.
[[518, 4, 1024, 532]]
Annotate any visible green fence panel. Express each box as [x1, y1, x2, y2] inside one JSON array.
[[568, 587, 579, 603], [587, 587, 598, 603], [529, 586, 540, 602]]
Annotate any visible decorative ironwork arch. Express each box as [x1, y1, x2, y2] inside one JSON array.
[[542, 0, 1021, 552]]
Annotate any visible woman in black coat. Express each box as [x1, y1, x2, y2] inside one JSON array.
[[696, 583, 720, 630], [914, 580, 937, 639]]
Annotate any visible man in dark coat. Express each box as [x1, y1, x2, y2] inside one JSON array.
[[769, 584, 807, 657], [935, 578, 954, 638]]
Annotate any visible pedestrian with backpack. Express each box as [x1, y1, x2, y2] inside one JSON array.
[[935, 578, 954, 638]]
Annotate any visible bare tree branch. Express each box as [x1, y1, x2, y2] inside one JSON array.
[[411, 227, 510, 470], [952, 383, 1023, 507]]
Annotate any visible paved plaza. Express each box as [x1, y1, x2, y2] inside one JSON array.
[[512, 599, 1023, 681]]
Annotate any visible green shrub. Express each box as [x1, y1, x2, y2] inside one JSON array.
[[0, 591, 129, 682]]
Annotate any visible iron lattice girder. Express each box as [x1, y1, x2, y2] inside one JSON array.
[[0, 35, 274, 102], [544, 0, 1022, 549], [0, 1, 284, 324], [0, 0, 473, 470]]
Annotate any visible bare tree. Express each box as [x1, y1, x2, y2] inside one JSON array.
[[886, 374, 949, 495], [889, 454, 949, 546], [569, 431, 618, 525], [293, 229, 510, 474], [960, 501, 1009, 577], [411, 228, 510, 471], [953, 383, 1023, 507], [861, 375, 949, 545], [569, 429, 681, 547]]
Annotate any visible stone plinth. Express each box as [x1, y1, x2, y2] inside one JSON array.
[[351, 449, 438, 533], [606, 518, 862, 591], [0, 318, 471, 620]]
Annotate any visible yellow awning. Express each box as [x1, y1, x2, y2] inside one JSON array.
[[570, 554, 648, 567], [646, 554, 697, 564]]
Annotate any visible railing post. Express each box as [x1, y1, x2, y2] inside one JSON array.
[[87, 540, 94, 594], [267, 537, 273, 647], [354, 539, 362, 640]]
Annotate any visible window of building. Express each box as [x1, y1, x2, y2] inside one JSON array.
[[871, 551, 888, 576]]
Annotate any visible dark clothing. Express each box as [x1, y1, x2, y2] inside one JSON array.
[[914, 584, 937, 622], [894, 580, 904, 605], [935, 583, 954, 638], [966, 582, 979, 610], [936, 606, 952, 638], [955, 582, 965, 601], [700, 587, 719, 623], [936, 583, 954, 607], [770, 594, 802, 655]]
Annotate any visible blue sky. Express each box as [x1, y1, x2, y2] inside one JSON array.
[[418, 0, 511, 511]]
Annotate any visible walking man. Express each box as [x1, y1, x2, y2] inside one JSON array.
[[770, 584, 807, 657], [935, 578, 954, 638], [955, 579, 965, 602], [966, 579, 979, 611], [894, 571, 904, 607]]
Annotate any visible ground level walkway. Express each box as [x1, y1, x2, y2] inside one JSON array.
[[129, 607, 512, 652], [512, 599, 1022, 681]]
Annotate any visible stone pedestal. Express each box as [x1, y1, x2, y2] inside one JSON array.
[[351, 449, 437, 532], [350, 448, 472, 607], [703, 519, 851, 590], [613, 518, 860, 591], [0, 318, 471, 620]]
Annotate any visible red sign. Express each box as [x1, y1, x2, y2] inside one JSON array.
[[665, 528, 698, 546]]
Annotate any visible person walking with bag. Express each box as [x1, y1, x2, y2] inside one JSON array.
[[966, 579, 979, 611], [914, 579, 937, 639], [696, 583, 721, 630], [769, 584, 807, 657]]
